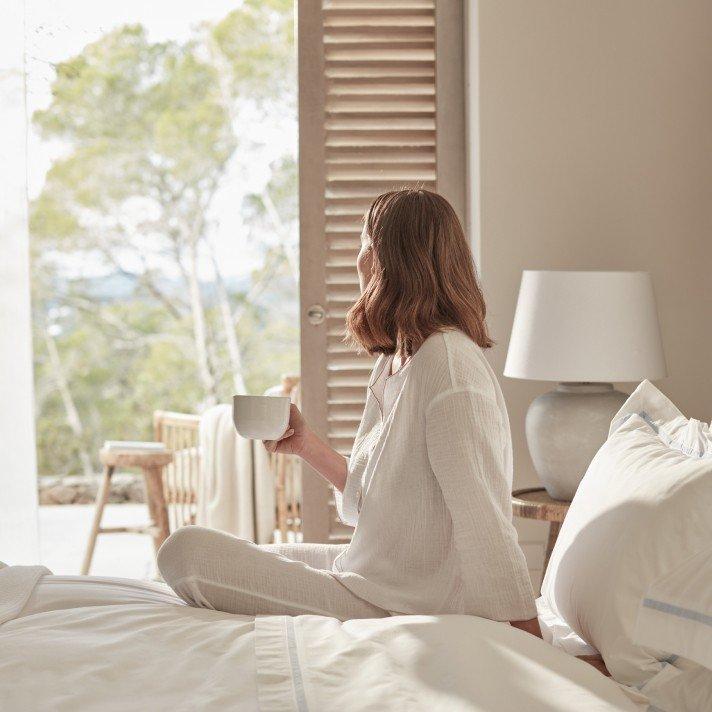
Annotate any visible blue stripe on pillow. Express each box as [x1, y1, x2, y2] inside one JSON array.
[[642, 598, 712, 627]]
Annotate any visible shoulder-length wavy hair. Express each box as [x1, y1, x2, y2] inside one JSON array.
[[346, 189, 493, 357]]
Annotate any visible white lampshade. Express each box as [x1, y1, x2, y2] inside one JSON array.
[[504, 271, 667, 382]]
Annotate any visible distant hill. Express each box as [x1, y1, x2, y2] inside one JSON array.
[[51, 271, 296, 315]]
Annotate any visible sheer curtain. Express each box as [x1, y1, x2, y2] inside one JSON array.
[[0, 0, 40, 564]]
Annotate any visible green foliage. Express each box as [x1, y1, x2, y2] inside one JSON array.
[[31, 6, 298, 476], [210, 0, 295, 106]]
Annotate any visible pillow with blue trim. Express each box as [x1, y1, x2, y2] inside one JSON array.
[[633, 546, 712, 673], [541, 380, 712, 712]]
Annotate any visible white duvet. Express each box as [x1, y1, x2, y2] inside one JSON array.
[[0, 567, 645, 712]]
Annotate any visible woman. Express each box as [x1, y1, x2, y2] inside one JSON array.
[[158, 189, 539, 634]]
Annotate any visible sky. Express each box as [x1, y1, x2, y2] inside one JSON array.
[[23, 0, 298, 279]]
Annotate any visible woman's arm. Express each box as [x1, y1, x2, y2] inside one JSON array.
[[263, 404, 348, 491], [425, 387, 538, 625]]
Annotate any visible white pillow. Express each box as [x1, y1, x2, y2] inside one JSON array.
[[633, 545, 712, 672], [541, 380, 712, 694], [536, 597, 597, 656]]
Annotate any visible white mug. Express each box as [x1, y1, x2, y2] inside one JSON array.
[[232, 395, 291, 440]]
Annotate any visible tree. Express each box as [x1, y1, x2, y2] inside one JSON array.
[[30, 1, 298, 476]]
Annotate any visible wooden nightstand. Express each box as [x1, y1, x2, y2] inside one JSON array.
[[512, 487, 571, 581]]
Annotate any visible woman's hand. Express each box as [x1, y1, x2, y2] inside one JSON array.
[[263, 403, 348, 492], [263, 404, 310, 457]]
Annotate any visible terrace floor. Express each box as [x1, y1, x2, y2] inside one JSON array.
[[39, 504, 155, 579]]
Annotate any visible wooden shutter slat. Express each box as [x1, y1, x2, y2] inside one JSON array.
[[329, 84, 435, 97], [326, 292, 361, 305], [326, 275, 360, 286], [325, 268, 359, 280], [326, 132, 435, 148], [327, 67, 434, 80], [327, 99, 435, 113], [327, 168, 436, 181], [327, 248, 360, 258], [324, 16, 434, 29], [325, 184, 435, 200], [325, 33, 433, 45], [324, 33, 434, 45], [325, 46, 434, 60], [327, 147, 435, 158], [327, 160, 435, 171], [326, 117, 435, 130], [324, 3, 434, 13]]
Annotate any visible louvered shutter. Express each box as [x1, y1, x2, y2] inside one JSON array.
[[299, 0, 466, 542]]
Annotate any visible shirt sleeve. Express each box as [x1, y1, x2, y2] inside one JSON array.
[[425, 387, 537, 622], [334, 458, 361, 527]]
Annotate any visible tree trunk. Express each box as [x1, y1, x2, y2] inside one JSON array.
[[209, 249, 247, 394], [261, 190, 299, 282], [187, 241, 218, 405], [44, 328, 95, 478]]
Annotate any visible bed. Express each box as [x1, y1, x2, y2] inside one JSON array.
[[0, 566, 645, 712]]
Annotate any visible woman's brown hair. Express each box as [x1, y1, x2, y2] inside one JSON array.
[[346, 189, 493, 357]]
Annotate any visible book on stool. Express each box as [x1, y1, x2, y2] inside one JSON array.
[[103, 440, 167, 453]]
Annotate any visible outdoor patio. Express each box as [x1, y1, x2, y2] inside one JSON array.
[[39, 504, 155, 579]]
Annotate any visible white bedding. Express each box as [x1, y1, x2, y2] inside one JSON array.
[[0, 568, 646, 712]]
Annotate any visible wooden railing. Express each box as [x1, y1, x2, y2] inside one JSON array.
[[270, 375, 302, 541], [272, 450, 301, 542], [153, 410, 201, 533]]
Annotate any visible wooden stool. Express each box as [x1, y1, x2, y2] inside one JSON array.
[[512, 487, 572, 590], [81, 448, 173, 575]]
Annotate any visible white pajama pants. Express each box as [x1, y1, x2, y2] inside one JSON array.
[[157, 525, 388, 620]]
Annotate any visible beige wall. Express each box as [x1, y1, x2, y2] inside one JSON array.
[[472, 0, 712, 584]]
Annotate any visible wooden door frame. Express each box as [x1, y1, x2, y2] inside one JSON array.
[[435, 0, 467, 226], [298, 0, 332, 542]]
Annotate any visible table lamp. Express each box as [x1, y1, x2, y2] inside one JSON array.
[[504, 270, 667, 500]]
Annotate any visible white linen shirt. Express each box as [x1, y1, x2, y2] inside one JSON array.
[[332, 329, 536, 621]]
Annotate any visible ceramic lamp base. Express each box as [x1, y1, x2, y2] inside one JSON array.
[[525, 382, 627, 500]]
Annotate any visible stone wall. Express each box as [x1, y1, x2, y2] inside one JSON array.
[[38, 473, 146, 505]]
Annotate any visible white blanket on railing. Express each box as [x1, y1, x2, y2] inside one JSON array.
[[196, 404, 275, 543]]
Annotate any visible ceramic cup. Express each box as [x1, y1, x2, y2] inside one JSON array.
[[232, 395, 291, 440]]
